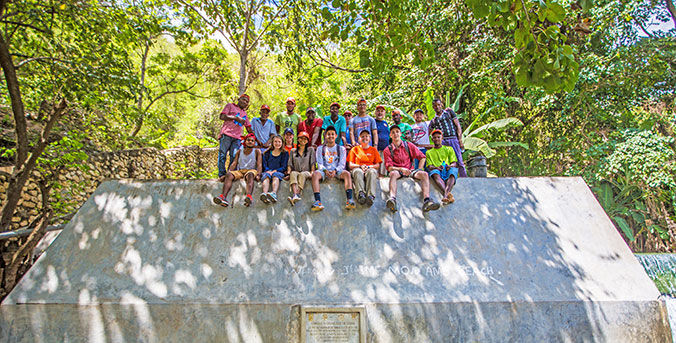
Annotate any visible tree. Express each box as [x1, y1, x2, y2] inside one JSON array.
[[175, 0, 294, 94]]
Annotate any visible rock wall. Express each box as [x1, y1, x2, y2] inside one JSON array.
[[0, 146, 218, 230]]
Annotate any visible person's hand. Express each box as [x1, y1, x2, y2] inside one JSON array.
[[345, 144, 353, 149], [361, 165, 368, 172], [445, 165, 451, 171], [327, 170, 336, 178], [459, 139, 464, 150], [400, 168, 411, 177], [283, 175, 290, 181], [235, 116, 245, 124], [255, 175, 261, 181]]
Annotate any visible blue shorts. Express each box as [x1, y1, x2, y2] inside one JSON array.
[[429, 167, 458, 184], [317, 169, 344, 181], [261, 171, 285, 181]]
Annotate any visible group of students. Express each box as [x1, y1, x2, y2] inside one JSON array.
[[213, 95, 465, 212]]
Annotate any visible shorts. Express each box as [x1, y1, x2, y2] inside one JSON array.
[[390, 169, 425, 178], [316, 169, 345, 181], [230, 169, 257, 180], [261, 171, 285, 181], [429, 167, 458, 184]]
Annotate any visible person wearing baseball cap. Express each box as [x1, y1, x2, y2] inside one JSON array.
[[298, 107, 323, 147], [383, 125, 439, 213], [321, 102, 348, 146], [349, 98, 378, 148], [251, 104, 277, 148], [373, 104, 390, 176], [217, 94, 252, 178], [425, 129, 458, 204], [430, 98, 466, 177], [342, 110, 354, 148], [283, 127, 296, 153], [287, 131, 316, 206], [391, 109, 413, 142], [213, 132, 262, 208], [275, 97, 301, 137], [410, 108, 432, 169]]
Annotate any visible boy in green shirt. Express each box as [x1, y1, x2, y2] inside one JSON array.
[[275, 97, 301, 136], [426, 129, 458, 204]]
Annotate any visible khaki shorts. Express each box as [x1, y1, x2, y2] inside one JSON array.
[[230, 169, 257, 180]]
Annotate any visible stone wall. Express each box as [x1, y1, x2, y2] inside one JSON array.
[[0, 146, 218, 230]]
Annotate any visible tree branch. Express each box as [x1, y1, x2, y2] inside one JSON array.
[[0, 31, 27, 168], [0, 20, 49, 33], [635, 18, 654, 38], [667, 0, 676, 29], [15, 56, 67, 69], [247, 0, 292, 52]]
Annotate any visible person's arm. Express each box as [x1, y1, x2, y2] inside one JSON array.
[[262, 151, 269, 173], [229, 149, 240, 171], [255, 150, 263, 180], [287, 153, 294, 174], [316, 147, 326, 171], [350, 127, 356, 146], [383, 147, 394, 172], [277, 152, 289, 173], [336, 146, 346, 174], [311, 125, 321, 147], [371, 129, 378, 147], [309, 147, 317, 173], [220, 105, 236, 121], [340, 132, 347, 145]]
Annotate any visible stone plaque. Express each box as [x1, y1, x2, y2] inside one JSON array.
[[300, 307, 366, 343]]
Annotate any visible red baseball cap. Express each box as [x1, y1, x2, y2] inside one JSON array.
[[430, 129, 443, 136], [391, 109, 401, 115], [330, 102, 341, 109], [239, 94, 250, 101], [260, 104, 270, 111], [357, 98, 366, 105], [375, 104, 385, 110], [297, 131, 310, 141], [286, 97, 296, 104], [343, 110, 353, 116]]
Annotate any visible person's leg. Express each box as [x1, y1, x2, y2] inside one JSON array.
[[289, 171, 299, 195], [446, 138, 466, 177], [365, 168, 378, 198], [298, 171, 311, 194], [262, 176, 270, 193], [272, 175, 281, 193], [388, 171, 400, 198], [227, 138, 241, 172], [218, 135, 231, 178], [311, 171, 322, 193], [341, 170, 353, 190], [245, 172, 255, 196], [445, 175, 455, 196], [413, 171, 431, 199], [431, 173, 446, 194], [352, 168, 365, 200], [221, 172, 236, 198]]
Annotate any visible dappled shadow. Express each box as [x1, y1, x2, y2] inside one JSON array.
[[0, 177, 671, 342]]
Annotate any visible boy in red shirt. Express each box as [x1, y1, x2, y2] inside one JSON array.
[[383, 125, 440, 212]]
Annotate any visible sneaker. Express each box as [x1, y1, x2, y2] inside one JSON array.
[[244, 194, 253, 207], [423, 198, 441, 212], [290, 194, 301, 205], [345, 199, 356, 210], [269, 192, 278, 203], [260, 193, 269, 204], [213, 194, 229, 207], [311, 200, 324, 211], [288, 195, 296, 206], [386, 197, 397, 212], [357, 191, 366, 205], [365, 195, 375, 207]]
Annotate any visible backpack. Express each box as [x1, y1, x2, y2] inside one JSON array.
[[389, 141, 413, 164], [319, 144, 343, 166]]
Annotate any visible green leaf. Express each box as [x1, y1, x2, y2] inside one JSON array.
[[452, 84, 467, 113], [488, 141, 529, 149], [613, 216, 635, 241], [359, 50, 370, 68], [464, 137, 496, 158], [546, 3, 566, 23], [468, 117, 524, 137]]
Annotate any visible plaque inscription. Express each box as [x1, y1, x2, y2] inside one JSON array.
[[301, 307, 365, 343]]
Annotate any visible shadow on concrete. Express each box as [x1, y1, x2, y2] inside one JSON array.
[[1, 177, 671, 342]]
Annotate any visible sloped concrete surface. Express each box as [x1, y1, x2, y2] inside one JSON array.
[[1, 177, 671, 342]]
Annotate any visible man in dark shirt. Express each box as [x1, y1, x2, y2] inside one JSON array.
[[374, 105, 390, 175], [429, 99, 466, 177]]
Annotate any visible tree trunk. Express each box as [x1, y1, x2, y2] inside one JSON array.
[[0, 32, 28, 168], [130, 38, 152, 138], [667, 0, 676, 29], [2, 211, 52, 292], [238, 49, 248, 95]]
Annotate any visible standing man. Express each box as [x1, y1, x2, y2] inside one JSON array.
[[217, 94, 251, 179], [410, 108, 432, 169], [321, 102, 347, 146], [429, 99, 466, 177], [343, 110, 354, 149], [391, 109, 412, 141], [213, 133, 262, 207], [383, 126, 440, 212], [374, 105, 390, 175], [275, 97, 301, 137], [349, 98, 378, 147], [311, 126, 355, 211], [250, 104, 277, 149], [298, 107, 323, 147], [426, 129, 459, 204], [348, 130, 382, 207]]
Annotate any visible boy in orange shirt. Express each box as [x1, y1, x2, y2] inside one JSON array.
[[348, 130, 382, 206]]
